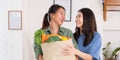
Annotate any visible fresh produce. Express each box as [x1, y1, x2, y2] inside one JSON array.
[[34, 29, 44, 46], [34, 29, 70, 45], [46, 36, 61, 43], [42, 34, 70, 43]]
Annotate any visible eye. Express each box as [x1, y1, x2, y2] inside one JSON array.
[[76, 15, 80, 18], [60, 12, 63, 15], [78, 15, 81, 17], [76, 16, 78, 18]]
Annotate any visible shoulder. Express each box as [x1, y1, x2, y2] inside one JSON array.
[[34, 29, 42, 33], [34, 29, 44, 35], [92, 32, 101, 43], [94, 32, 101, 39], [89, 32, 101, 48]]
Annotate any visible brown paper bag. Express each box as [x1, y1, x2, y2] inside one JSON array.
[[41, 39, 76, 60]]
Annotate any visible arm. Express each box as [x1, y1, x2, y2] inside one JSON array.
[[76, 55, 79, 60], [75, 49, 92, 60], [63, 32, 101, 60], [63, 45, 92, 60], [38, 55, 43, 60], [88, 32, 101, 60], [77, 33, 101, 60], [34, 42, 43, 60], [34, 30, 43, 60]]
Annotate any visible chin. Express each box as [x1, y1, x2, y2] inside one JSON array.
[[59, 23, 63, 26], [59, 23, 62, 26], [60, 21, 63, 24], [76, 25, 79, 27]]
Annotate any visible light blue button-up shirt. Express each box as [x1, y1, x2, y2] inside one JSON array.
[[78, 32, 101, 60]]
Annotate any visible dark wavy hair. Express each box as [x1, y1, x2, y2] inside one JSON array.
[[74, 8, 97, 46], [42, 4, 65, 29]]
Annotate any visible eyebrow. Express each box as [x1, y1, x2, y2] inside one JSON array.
[[57, 10, 66, 14], [58, 11, 63, 12]]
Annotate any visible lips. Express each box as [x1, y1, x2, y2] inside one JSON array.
[[61, 19, 64, 23]]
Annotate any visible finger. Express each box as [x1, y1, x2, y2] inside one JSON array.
[[63, 47, 70, 51], [67, 45, 74, 48], [62, 51, 71, 55], [61, 50, 70, 55]]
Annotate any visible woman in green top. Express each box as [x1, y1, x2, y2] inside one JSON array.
[[34, 4, 78, 60]]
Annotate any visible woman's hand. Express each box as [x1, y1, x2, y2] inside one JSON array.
[[62, 45, 92, 60], [62, 45, 77, 55]]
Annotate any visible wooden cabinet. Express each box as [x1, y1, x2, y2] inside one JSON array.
[[103, 0, 120, 21], [107, 0, 120, 6]]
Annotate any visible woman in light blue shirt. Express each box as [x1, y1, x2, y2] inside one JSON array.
[[63, 8, 101, 60]]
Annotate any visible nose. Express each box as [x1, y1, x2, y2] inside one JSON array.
[[75, 18, 78, 22], [63, 15, 65, 21]]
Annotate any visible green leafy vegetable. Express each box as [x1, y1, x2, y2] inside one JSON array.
[[34, 29, 44, 45], [46, 36, 61, 43]]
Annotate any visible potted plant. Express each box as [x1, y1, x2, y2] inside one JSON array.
[[102, 42, 120, 60]]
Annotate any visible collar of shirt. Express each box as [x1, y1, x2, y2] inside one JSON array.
[[44, 26, 64, 35]]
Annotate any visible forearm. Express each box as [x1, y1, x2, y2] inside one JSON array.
[[38, 55, 43, 60], [75, 49, 92, 60], [75, 55, 79, 60]]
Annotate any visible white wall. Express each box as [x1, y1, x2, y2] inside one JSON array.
[[23, 0, 103, 60], [0, 0, 23, 60], [103, 11, 120, 60], [22, 0, 53, 60], [103, 11, 120, 50]]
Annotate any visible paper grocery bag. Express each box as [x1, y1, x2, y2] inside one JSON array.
[[41, 39, 76, 60]]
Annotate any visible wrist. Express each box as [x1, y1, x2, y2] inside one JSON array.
[[74, 49, 79, 55]]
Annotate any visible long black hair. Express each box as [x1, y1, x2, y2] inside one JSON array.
[[41, 4, 65, 29], [74, 8, 97, 46]]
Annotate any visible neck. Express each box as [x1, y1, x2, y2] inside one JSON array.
[[49, 20, 59, 34]]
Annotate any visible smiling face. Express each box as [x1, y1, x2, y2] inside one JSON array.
[[51, 8, 65, 26], [75, 11, 83, 28]]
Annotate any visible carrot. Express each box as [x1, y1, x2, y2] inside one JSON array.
[[42, 34, 47, 43], [45, 35, 50, 41], [42, 34, 58, 43], [45, 34, 59, 40], [46, 34, 70, 41], [42, 34, 70, 43]]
